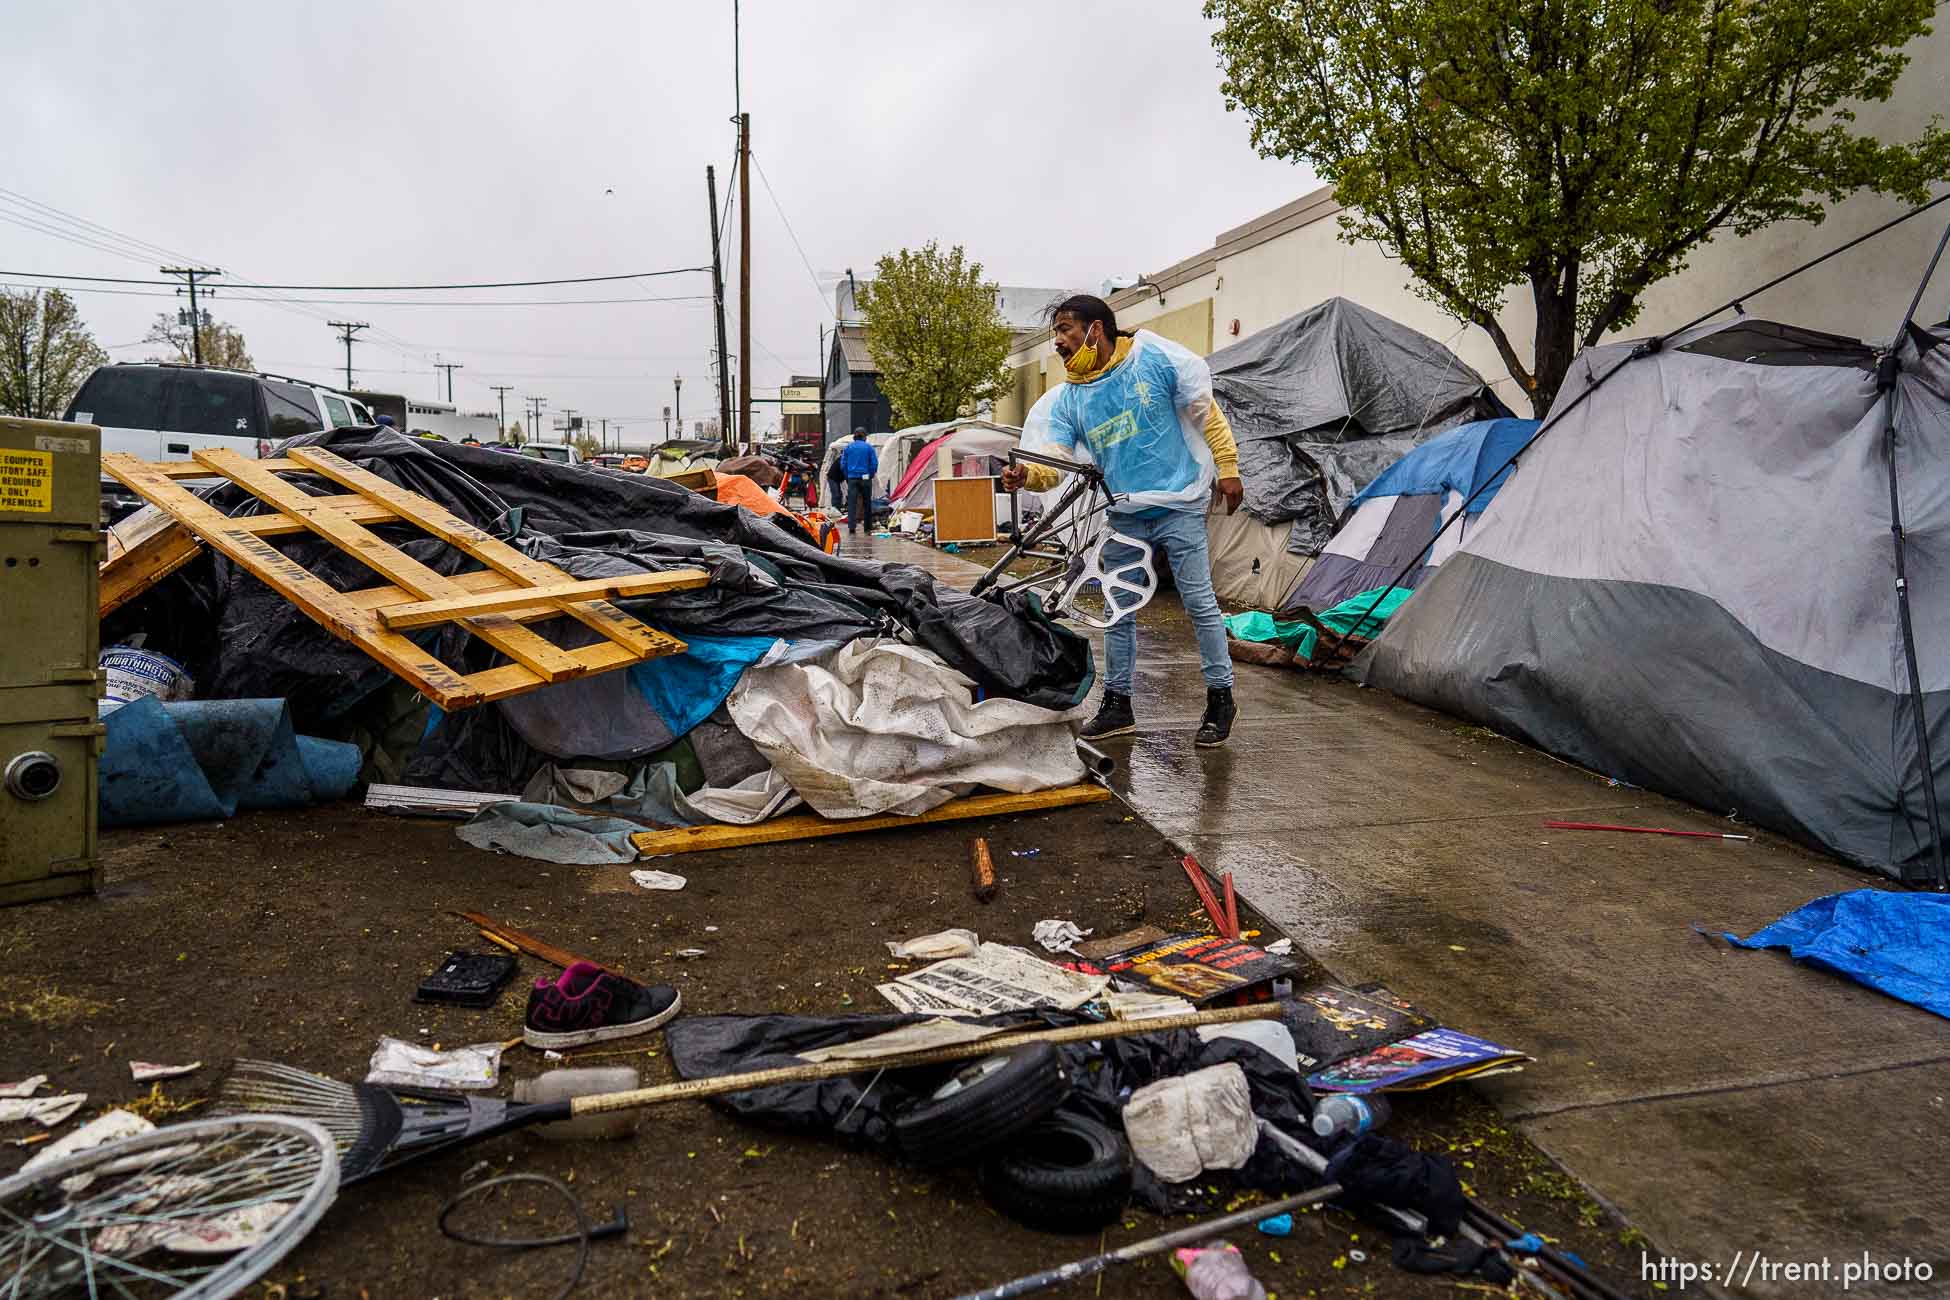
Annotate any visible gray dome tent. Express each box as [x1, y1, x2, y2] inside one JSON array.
[[1355, 317, 1949, 880]]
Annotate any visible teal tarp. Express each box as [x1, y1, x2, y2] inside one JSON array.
[[1224, 586, 1415, 660]]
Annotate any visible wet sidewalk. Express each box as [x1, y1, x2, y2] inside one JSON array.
[[855, 531, 1950, 1298]]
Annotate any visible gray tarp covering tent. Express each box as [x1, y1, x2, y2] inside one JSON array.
[[1209, 296, 1512, 555], [1355, 317, 1950, 880]]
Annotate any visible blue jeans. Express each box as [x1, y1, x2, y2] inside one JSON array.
[[847, 478, 871, 532], [1101, 508, 1233, 695]]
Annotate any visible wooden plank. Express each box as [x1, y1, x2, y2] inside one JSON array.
[[453, 911, 644, 983], [100, 453, 487, 708], [194, 449, 588, 685], [231, 495, 397, 534], [286, 447, 689, 662], [99, 524, 202, 616], [628, 784, 1113, 857], [379, 568, 711, 629], [932, 475, 999, 544], [148, 458, 301, 479], [343, 567, 521, 611]]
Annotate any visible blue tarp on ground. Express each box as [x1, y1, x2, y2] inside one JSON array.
[[1728, 889, 1950, 1020], [100, 696, 361, 827]]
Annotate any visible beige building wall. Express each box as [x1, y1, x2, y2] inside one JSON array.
[[1002, 23, 1949, 414]]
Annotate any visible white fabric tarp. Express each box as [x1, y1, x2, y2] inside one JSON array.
[[726, 638, 1088, 818]]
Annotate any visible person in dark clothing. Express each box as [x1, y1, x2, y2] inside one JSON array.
[[840, 428, 878, 536], [824, 445, 846, 512]]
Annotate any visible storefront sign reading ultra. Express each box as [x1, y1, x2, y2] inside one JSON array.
[[0, 448, 53, 512]]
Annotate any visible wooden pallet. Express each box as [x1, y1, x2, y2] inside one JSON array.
[[628, 783, 1114, 857], [99, 448, 711, 709]]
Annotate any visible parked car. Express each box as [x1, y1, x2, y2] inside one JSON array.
[[520, 442, 582, 466], [65, 362, 376, 518]]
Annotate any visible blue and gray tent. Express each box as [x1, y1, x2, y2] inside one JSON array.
[[1283, 417, 1539, 613], [1355, 318, 1950, 881]]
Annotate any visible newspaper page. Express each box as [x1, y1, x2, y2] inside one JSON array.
[[875, 981, 982, 1015], [891, 943, 1108, 1015]]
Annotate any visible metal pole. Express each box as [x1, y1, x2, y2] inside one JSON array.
[[328, 321, 368, 391], [706, 165, 733, 443], [162, 268, 220, 365], [1878, 215, 1950, 888], [674, 374, 682, 431], [738, 111, 752, 450]]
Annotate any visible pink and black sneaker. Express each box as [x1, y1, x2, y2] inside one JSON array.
[[522, 961, 682, 1049]]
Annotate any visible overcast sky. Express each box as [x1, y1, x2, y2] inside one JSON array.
[[0, 1, 1315, 442]]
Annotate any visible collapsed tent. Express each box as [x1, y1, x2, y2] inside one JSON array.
[[886, 420, 1021, 510], [1285, 417, 1537, 612], [103, 427, 1095, 798], [1356, 318, 1949, 880], [1201, 298, 1513, 608]]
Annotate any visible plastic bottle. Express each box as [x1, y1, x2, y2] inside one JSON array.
[[510, 1066, 640, 1140], [1175, 1241, 1267, 1300], [1310, 1093, 1391, 1141]]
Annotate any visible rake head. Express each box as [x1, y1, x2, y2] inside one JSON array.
[[214, 1058, 544, 1186]]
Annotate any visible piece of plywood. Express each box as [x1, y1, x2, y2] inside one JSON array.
[[629, 783, 1112, 857], [932, 475, 998, 544]]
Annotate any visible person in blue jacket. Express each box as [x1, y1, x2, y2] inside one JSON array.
[[839, 428, 879, 536]]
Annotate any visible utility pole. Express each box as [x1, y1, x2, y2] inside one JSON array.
[[524, 396, 546, 444], [490, 385, 513, 438], [674, 374, 683, 432], [328, 321, 369, 391], [561, 408, 578, 447], [161, 267, 221, 365], [599, 416, 608, 449], [738, 112, 752, 450], [435, 361, 463, 402], [706, 166, 732, 447]]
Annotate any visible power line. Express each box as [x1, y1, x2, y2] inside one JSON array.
[[751, 152, 836, 320], [0, 281, 710, 307], [0, 267, 710, 290]]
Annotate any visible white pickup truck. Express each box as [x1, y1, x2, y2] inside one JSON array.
[[64, 362, 378, 518]]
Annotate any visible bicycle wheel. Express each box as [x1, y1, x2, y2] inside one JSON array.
[[0, 1114, 338, 1300]]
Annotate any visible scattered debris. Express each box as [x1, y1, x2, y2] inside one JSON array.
[[1030, 919, 1092, 953], [970, 836, 999, 903], [1174, 1240, 1268, 1300], [1263, 937, 1294, 956], [1104, 990, 1195, 1022], [0, 1093, 86, 1127], [629, 869, 688, 891], [1543, 818, 1751, 841], [20, 1110, 154, 1175], [414, 951, 518, 1009], [675, 948, 708, 960], [0, 1075, 48, 1098], [885, 928, 979, 960], [366, 1037, 505, 1091], [1124, 1063, 1256, 1182], [888, 943, 1107, 1015], [512, 1067, 644, 1140], [365, 783, 517, 818], [129, 1060, 201, 1081], [1257, 1214, 1294, 1236], [1310, 1028, 1531, 1094], [1010, 848, 1042, 858]]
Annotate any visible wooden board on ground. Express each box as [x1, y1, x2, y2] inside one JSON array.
[[931, 475, 998, 544], [629, 783, 1112, 857], [666, 467, 717, 493], [99, 451, 709, 709]]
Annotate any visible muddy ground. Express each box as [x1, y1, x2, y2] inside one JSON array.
[[2, 799, 1650, 1297]]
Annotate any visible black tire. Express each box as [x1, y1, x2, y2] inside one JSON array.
[[891, 1044, 1069, 1168], [979, 1112, 1133, 1233]]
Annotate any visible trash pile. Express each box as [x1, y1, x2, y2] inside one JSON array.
[[96, 427, 1099, 837]]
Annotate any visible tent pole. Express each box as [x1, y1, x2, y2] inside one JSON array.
[[1877, 215, 1950, 889]]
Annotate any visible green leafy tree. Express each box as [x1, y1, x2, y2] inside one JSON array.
[[572, 431, 602, 459], [0, 288, 108, 419], [1207, 0, 1950, 413], [144, 312, 254, 370], [858, 242, 1013, 426]]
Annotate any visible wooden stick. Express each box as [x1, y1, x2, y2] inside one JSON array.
[[454, 911, 639, 982], [1179, 855, 1229, 935], [379, 569, 710, 629], [571, 1001, 1285, 1116], [1222, 872, 1241, 941], [629, 784, 1112, 857], [970, 836, 998, 903]]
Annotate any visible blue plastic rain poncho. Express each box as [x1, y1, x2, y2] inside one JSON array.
[[1020, 330, 1218, 516]]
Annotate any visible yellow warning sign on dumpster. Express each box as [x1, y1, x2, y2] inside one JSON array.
[[0, 448, 52, 513]]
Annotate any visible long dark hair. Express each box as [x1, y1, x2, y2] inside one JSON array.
[[1048, 294, 1129, 341]]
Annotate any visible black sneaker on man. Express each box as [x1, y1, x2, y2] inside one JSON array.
[[1195, 686, 1237, 748], [1080, 691, 1136, 741], [523, 961, 682, 1048]]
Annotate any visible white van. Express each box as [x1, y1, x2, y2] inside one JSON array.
[[64, 363, 375, 517]]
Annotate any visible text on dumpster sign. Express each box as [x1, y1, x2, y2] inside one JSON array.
[[0, 449, 52, 513]]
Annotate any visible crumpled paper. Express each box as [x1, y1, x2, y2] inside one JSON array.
[[630, 869, 688, 891], [366, 1038, 503, 1091], [0, 1093, 87, 1126], [1032, 919, 1092, 953], [885, 928, 979, 960]]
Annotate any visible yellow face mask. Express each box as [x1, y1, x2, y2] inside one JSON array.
[[1063, 326, 1102, 379]]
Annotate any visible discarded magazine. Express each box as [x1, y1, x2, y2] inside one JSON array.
[[1307, 1028, 1531, 1094]]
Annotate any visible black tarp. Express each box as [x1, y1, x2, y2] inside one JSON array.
[[1208, 298, 1513, 553], [664, 1009, 1324, 1213], [105, 429, 1093, 786]]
